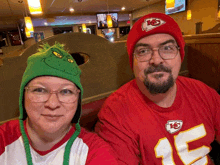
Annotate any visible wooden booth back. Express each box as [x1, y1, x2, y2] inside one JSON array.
[[0, 33, 134, 130]]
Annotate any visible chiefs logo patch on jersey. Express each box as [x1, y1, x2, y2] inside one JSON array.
[[142, 18, 166, 32], [165, 120, 183, 134]]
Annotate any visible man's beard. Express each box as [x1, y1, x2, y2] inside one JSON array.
[[144, 64, 174, 94]]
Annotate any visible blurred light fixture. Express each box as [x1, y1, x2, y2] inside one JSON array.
[[121, 7, 125, 10], [24, 16, 34, 32], [187, 10, 191, 20], [187, 0, 192, 21], [25, 27, 31, 38], [89, 21, 91, 23], [44, 22, 48, 26], [82, 24, 87, 33], [110, 37, 114, 42], [27, 0, 42, 14], [20, 0, 34, 33], [107, 14, 113, 28], [218, 0, 220, 19], [106, 0, 112, 28], [218, 10, 220, 19], [69, 7, 74, 13], [166, 0, 175, 9]]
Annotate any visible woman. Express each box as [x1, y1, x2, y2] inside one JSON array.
[[0, 42, 117, 165]]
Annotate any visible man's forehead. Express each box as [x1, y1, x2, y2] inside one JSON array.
[[135, 39, 177, 49], [135, 34, 177, 49]]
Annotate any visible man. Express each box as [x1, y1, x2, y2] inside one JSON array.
[[95, 13, 220, 165], [0, 42, 117, 165]]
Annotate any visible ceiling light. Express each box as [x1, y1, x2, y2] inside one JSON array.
[[121, 7, 125, 10], [106, 0, 112, 28], [20, 1, 34, 33], [27, 0, 42, 14], [106, 14, 113, 28], [218, 10, 220, 19], [69, 7, 74, 12], [110, 37, 114, 42], [25, 27, 31, 38], [82, 24, 87, 33], [24, 17, 34, 32], [187, 0, 192, 20], [187, 10, 192, 20]]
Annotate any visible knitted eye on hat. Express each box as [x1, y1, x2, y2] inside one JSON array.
[[127, 13, 185, 69], [19, 42, 83, 165]]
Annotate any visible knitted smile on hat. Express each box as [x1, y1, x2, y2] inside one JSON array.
[[127, 13, 185, 69], [19, 42, 83, 165]]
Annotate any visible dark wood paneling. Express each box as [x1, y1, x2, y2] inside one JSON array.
[[184, 34, 220, 90]]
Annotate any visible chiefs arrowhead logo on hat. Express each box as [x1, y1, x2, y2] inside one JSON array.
[[142, 18, 166, 32], [165, 120, 183, 134]]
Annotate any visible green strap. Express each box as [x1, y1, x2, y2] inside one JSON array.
[[19, 120, 33, 165], [63, 123, 81, 165]]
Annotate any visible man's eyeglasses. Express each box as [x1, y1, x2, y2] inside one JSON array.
[[133, 45, 180, 62], [25, 86, 80, 103]]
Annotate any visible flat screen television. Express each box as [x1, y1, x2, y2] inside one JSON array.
[[165, 0, 186, 15], [96, 13, 118, 29]]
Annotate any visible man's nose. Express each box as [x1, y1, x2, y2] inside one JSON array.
[[149, 49, 164, 65]]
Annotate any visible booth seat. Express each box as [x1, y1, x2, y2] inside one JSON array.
[[80, 97, 107, 131]]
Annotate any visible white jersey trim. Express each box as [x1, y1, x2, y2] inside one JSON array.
[[0, 136, 89, 165]]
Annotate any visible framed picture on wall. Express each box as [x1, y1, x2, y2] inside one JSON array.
[[8, 30, 23, 46], [34, 32, 45, 42]]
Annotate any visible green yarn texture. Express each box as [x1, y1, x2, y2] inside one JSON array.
[[63, 123, 81, 165], [19, 120, 33, 165]]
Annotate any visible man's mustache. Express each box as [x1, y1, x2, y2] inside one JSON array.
[[144, 65, 171, 75]]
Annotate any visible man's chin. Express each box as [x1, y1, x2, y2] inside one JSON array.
[[144, 73, 174, 94]]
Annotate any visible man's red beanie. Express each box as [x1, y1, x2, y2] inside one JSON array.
[[127, 13, 185, 69]]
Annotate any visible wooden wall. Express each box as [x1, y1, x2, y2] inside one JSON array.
[[1, 32, 219, 123], [184, 33, 220, 90]]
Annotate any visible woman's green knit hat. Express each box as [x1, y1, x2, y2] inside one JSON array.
[[19, 42, 83, 165], [19, 42, 83, 123]]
